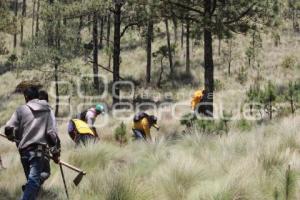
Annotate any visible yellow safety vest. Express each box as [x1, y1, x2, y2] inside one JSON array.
[[132, 118, 151, 137], [72, 119, 95, 136]]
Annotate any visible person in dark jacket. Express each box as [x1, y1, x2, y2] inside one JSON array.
[[5, 87, 60, 200]]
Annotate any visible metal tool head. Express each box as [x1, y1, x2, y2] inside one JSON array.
[[73, 171, 86, 186]]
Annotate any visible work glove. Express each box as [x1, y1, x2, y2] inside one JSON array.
[[50, 146, 61, 164], [52, 154, 60, 164], [4, 127, 15, 142]]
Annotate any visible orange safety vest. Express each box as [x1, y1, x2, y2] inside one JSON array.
[[191, 90, 204, 110]]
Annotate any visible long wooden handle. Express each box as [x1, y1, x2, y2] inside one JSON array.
[[59, 163, 70, 199], [0, 133, 7, 139], [1, 132, 86, 175], [59, 161, 86, 175]]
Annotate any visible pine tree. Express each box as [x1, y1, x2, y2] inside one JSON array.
[[167, 0, 278, 116]]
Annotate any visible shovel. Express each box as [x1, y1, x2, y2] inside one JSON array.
[[59, 160, 87, 186]]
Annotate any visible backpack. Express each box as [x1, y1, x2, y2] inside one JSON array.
[[133, 112, 149, 122]]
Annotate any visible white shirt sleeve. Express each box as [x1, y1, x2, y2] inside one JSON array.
[[85, 110, 96, 127]]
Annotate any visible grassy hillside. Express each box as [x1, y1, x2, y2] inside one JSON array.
[[0, 115, 299, 200]]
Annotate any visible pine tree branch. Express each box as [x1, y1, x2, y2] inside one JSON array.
[[87, 58, 125, 80], [223, 3, 257, 25], [167, 0, 204, 16], [169, 9, 201, 24], [120, 22, 139, 38]]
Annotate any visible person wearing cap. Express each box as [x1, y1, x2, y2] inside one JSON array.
[[132, 112, 160, 141], [68, 119, 98, 146], [4, 86, 60, 200], [77, 104, 105, 139]]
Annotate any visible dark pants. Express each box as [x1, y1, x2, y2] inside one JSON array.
[[75, 134, 97, 146], [20, 150, 46, 200], [132, 129, 146, 140], [40, 157, 50, 185]]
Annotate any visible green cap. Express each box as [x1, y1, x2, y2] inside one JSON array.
[[95, 104, 105, 113]]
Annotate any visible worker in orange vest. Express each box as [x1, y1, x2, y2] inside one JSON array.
[[191, 89, 208, 115]]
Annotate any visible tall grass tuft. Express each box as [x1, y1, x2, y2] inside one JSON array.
[[103, 171, 149, 200]]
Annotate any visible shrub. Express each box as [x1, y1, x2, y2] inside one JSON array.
[[104, 172, 147, 200], [262, 81, 277, 119], [281, 55, 296, 69], [214, 79, 224, 91], [236, 118, 252, 132], [0, 39, 8, 55], [180, 113, 196, 127], [236, 66, 248, 84], [6, 54, 18, 68], [246, 81, 282, 119], [221, 110, 233, 133], [285, 81, 299, 114], [195, 119, 228, 135], [247, 83, 262, 102], [180, 113, 229, 135], [114, 122, 128, 146]]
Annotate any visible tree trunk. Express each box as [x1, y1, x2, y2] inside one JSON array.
[[32, 0, 36, 40], [113, 3, 122, 105], [63, 18, 67, 26], [269, 101, 272, 120], [252, 31, 255, 67], [203, 0, 214, 117], [107, 13, 111, 69], [165, 18, 174, 78], [35, 0, 40, 37], [290, 98, 295, 114], [20, 0, 26, 44], [56, 20, 61, 48], [228, 60, 231, 76], [172, 16, 178, 45], [108, 55, 112, 70], [13, 0, 18, 48], [88, 15, 91, 33], [106, 13, 111, 48], [77, 16, 83, 48], [48, 0, 54, 46], [228, 39, 232, 76], [55, 63, 59, 117], [93, 12, 100, 92], [157, 58, 164, 88], [181, 22, 184, 49], [292, 9, 297, 31], [99, 16, 104, 49], [186, 19, 190, 74], [146, 20, 153, 84], [218, 36, 221, 56]]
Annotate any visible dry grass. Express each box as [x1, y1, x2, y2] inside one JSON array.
[[0, 13, 300, 200], [0, 115, 299, 200]]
